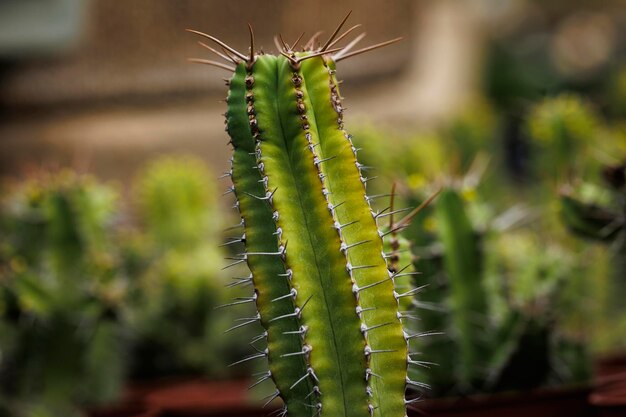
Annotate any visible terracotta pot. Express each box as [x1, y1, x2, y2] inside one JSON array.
[[88, 402, 159, 417], [409, 386, 592, 417], [138, 377, 274, 417], [590, 354, 626, 417]]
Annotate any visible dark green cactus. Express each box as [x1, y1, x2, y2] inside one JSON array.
[[189, 15, 422, 417], [434, 188, 489, 388], [409, 186, 590, 395]]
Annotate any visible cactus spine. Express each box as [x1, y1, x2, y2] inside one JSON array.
[[190, 15, 417, 417]]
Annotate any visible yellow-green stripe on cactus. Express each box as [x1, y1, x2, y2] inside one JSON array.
[[189, 15, 423, 417]]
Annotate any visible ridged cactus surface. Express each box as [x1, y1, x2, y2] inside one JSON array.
[[189, 15, 422, 417]]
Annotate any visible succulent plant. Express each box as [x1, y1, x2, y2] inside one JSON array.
[[128, 155, 237, 378], [560, 160, 626, 337], [188, 13, 425, 417], [526, 94, 599, 179], [0, 172, 126, 415], [409, 186, 589, 395]]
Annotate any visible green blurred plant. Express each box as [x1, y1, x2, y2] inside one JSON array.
[[526, 93, 599, 179], [560, 160, 626, 347], [0, 156, 245, 415], [407, 186, 590, 396], [126, 156, 243, 378], [0, 172, 126, 417]]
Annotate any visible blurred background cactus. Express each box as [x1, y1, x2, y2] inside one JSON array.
[[126, 156, 244, 379], [560, 160, 626, 349], [0, 156, 243, 416], [0, 172, 126, 416], [403, 185, 589, 397]]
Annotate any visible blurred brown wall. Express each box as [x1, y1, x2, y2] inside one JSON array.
[[1, 1, 413, 109]]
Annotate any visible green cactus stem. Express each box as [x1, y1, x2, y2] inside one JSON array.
[[433, 188, 489, 387], [189, 14, 421, 417]]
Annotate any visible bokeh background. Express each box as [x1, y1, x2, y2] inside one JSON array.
[[1, 1, 625, 416]]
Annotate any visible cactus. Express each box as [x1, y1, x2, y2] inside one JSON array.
[[189, 14, 421, 417], [128, 156, 239, 378], [560, 161, 626, 333], [0, 172, 126, 415], [407, 186, 589, 395], [434, 188, 489, 388]]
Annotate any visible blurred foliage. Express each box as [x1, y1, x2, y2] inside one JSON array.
[[560, 160, 626, 348], [0, 172, 126, 416], [0, 156, 245, 416], [526, 94, 598, 178], [351, 86, 620, 395], [404, 186, 589, 396], [126, 156, 248, 379]]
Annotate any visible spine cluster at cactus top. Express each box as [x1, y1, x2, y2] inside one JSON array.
[[190, 13, 426, 417]]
